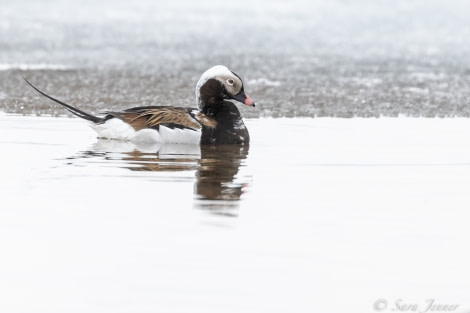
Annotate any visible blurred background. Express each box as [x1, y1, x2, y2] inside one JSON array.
[[1, 0, 470, 117]]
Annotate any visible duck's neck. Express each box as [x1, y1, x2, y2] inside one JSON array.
[[202, 100, 239, 119], [200, 101, 250, 145]]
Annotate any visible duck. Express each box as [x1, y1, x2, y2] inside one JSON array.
[[25, 65, 255, 145]]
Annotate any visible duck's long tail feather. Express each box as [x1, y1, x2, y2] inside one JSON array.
[[24, 78, 104, 124]]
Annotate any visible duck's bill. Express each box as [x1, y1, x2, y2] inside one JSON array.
[[231, 90, 256, 107]]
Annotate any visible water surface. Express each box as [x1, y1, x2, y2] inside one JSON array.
[[1, 115, 469, 312]]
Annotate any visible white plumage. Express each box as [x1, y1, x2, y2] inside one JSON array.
[[91, 118, 201, 144]]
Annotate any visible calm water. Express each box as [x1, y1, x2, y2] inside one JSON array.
[[1, 115, 470, 312], [1, 0, 470, 311]]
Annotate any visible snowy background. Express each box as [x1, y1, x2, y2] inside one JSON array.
[[1, 0, 470, 117]]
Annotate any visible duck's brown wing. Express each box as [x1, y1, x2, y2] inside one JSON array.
[[106, 106, 217, 131]]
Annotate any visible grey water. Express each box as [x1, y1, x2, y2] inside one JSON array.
[[1, 0, 470, 117]]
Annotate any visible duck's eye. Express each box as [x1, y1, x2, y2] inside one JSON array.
[[227, 78, 235, 86]]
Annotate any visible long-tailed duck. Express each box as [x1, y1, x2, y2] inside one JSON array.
[[25, 65, 255, 145]]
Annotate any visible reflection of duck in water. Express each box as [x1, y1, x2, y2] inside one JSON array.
[[25, 65, 255, 145], [195, 145, 249, 201], [193, 145, 250, 216], [71, 141, 250, 216]]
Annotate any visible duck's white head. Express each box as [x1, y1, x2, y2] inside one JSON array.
[[195, 65, 255, 111]]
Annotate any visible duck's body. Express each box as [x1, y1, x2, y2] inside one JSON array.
[[25, 65, 255, 145], [89, 103, 249, 145]]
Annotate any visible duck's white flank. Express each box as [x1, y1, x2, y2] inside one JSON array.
[[90, 118, 201, 144], [90, 118, 135, 140]]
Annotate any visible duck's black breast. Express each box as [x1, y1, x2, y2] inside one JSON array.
[[200, 101, 250, 145]]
